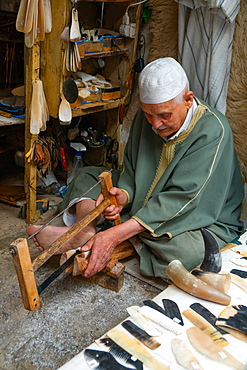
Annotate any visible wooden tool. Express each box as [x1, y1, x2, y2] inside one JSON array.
[[16, 0, 29, 32], [70, 7, 81, 42], [10, 171, 124, 311], [59, 93, 72, 125], [16, 0, 52, 47]]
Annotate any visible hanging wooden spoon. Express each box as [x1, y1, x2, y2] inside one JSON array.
[[43, 0, 52, 33], [37, 0, 45, 41], [59, 94, 72, 125], [30, 80, 43, 134], [24, 0, 38, 47], [74, 42, 82, 70], [16, 0, 29, 32], [23, 0, 37, 34], [70, 8, 81, 42], [40, 82, 49, 131]]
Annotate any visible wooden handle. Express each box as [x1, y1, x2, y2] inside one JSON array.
[[98, 171, 122, 225]]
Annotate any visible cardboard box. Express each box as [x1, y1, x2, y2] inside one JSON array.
[[111, 36, 124, 50], [101, 87, 121, 101], [102, 36, 112, 52], [82, 90, 101, 103], [101, 36, 125, 52], [84, 40, 103, 54]]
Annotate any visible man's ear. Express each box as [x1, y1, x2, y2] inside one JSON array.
[[184, 91, 194, 109]]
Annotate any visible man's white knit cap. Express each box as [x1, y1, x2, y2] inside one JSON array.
[[139, 57, 188, 104]]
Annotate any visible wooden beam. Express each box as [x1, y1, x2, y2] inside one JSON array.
[[40, 0, 69, 118], [10, 238, 40, 311], [24, 42, 40, 223]]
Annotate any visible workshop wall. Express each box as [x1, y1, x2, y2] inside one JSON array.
[[226, 0, 247, 183]]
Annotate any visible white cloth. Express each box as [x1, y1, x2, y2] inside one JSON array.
[[175, 0, 240, 114], [62, 197, 105, 227]]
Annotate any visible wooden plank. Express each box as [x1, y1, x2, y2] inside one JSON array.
[[80, 267, 125, 292], [40, 0, 69, 118], [24, 42, 40, 223], [81, 48, 128, 60], [71, 98, 125, 117], [10, 238, 40, 311]]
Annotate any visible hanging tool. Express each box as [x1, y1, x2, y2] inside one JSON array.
[[10, 171, 121, 311]]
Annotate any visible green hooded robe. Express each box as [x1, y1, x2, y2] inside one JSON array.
[[58, 99, 244, 277]]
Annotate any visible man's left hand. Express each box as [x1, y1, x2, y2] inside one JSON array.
[[80, 228, 119, 277]]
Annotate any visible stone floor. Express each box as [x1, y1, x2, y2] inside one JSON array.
[[0, 163, 162, 370]]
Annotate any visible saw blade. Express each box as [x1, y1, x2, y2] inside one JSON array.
[[37, 220, 113, 294]]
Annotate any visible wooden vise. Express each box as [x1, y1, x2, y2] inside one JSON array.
[[10, 171, 134, 311]]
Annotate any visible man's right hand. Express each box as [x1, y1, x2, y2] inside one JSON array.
[[95, 187, 127, 221]]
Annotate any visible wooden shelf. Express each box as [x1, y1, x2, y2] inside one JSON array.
[[0, 116, 24, 126], [0, 143, 16, 154], [81, 48, 128, 60], [71, 97, 125, 117]]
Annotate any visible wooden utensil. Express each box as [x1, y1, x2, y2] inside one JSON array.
[[70, 8, 81, 42], [43, 0, 52, 33], [23, 0, 37, 34], [24, 0, 38, 48], [37, 0, 45, 41], [59, 94, 72, 125], [30, 79, 49, 134], [30, 80, 43, 134], [16, 0, 29, 32]]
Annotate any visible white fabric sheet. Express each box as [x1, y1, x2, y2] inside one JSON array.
[[175, 0, 240, 114]]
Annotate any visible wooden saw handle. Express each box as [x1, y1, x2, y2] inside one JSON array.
[[98, 171, 122, 225]]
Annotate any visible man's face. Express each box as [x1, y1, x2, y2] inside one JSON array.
[[141, 91, 194, 138]]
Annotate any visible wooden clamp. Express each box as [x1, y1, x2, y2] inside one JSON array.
[[10, 171, 120, 310]]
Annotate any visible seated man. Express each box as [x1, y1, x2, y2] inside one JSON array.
[[27, 57, 244, 279]]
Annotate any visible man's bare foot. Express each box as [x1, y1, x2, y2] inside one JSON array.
[[26, 225, 95, 254]]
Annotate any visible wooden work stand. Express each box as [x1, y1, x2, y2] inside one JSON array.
[[10, 171, 135, 311]]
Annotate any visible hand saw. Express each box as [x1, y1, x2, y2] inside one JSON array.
[[10, 171, 121, 311]]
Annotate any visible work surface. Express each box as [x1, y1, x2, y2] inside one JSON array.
[[59, 235, 247, 370]]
